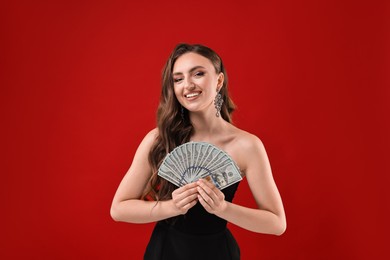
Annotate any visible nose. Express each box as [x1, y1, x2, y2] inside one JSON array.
[[184, 78, 195, 90]]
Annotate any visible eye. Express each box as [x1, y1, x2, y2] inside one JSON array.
[[194, 71, 205, 77], [174, 78, 183, 83]]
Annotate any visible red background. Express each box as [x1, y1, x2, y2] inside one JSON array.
[[1, 1, 389, 259]]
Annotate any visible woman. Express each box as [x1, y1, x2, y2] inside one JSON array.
[[110, 43, 286, 260]]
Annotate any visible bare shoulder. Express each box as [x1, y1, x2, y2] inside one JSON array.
[[232, 127, 265, 153], [136, 128, 159, 153], [227, 126, 267, 174], [144, 128, 159, 143]]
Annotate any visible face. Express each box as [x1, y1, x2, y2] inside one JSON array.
[[172, 52, 223, 114]]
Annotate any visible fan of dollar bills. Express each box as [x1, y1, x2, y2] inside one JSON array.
[[158, 142, 242, 190]]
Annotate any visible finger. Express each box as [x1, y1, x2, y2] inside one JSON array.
[[197, 185, 215, 208], [203, 181, 225, 203], [183, 182, 199, 189], [197, 179, 219, 197], [199, 178, 216, 189], [197, 180, 218, 198], [181, 182, 199, 194], [197, 179, 226, 208], [199, 178, 225, 198], [173, 186, 198, 201], [173, 182, 197, 195], [198, 194, 212, 212], [175, 193, 198, 208], [175, 187, 198, 201], [181, 199, 198, 211], [174, 181, 196, 190]]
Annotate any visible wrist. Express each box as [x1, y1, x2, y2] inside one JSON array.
[[165, 199, 181, 217], [216, 200, 229, 217]]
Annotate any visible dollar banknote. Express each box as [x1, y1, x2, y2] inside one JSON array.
[[158, 142, 242, 190]]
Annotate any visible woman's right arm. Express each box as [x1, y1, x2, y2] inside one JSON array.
[[110, 129, 198, 223]]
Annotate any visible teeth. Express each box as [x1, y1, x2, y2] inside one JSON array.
[[186, 92, 200, 98]]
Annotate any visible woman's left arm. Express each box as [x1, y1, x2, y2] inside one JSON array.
[[197, 136, 286, 235]]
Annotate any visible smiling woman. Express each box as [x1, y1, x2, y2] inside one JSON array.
[[110, 43, 286, 260], [173, 53, 224, 115]]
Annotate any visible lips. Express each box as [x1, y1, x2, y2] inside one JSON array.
[[185, 91, 202, 98]]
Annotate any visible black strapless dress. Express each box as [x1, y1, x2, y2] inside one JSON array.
[[144, 182, 240, 260]]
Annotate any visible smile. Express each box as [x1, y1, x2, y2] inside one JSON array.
[[185, 92, 202, 98]]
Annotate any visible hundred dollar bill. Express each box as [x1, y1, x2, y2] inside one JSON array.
[[158, 166, 181, 187], [157, 142, 242, 190], [208, 162, 242, 189]]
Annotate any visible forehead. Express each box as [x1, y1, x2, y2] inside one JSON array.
[[172, 52, 214, 74]]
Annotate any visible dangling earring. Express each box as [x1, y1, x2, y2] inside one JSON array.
[[214, 91, 223, 117]]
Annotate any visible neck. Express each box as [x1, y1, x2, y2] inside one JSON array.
[[189, 109, 226, 139]]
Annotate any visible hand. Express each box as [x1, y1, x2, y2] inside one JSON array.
[[171, 182, 199, 215], [196, 178, 227, 214]]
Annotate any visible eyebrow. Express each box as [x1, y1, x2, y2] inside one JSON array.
[[172, 66, 206, 76]]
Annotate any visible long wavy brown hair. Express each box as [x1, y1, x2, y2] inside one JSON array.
[[142, 43, 236, 201]]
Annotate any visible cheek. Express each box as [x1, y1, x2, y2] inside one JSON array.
[[199, 77, 216, 90], [173, 86, 182, 99]]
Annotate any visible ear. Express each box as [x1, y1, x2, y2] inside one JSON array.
[[217, 72, 224, 92]]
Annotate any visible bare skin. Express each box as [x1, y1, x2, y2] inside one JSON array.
[[110, 52, 286, 235]]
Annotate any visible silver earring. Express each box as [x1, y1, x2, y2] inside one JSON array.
[[214, 92, 223, 117]]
